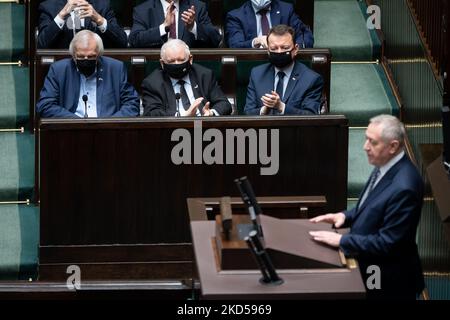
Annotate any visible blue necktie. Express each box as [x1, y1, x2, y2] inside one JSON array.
[[276, 71, 285, 100], [368, 168, 380, 193]]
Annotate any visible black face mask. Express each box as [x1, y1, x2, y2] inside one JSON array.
[[76, 59, 97, 77], [268, 50, 294, 69], [163, 61, 191, 79]]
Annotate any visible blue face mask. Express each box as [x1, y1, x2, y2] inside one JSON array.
[[251, 0, 271, 11]]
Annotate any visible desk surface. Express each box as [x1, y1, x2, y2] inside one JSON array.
[[191, 221, 366, 300]]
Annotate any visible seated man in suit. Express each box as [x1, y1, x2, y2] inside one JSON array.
[[129, 0, 221, 48], [244, 24, 323, 115], [142, 39, 232, 117], [36, 30, 140, 118], [226, 0, 313, 49], [310, 115, 425, 300], [37, 0, 128, 49]]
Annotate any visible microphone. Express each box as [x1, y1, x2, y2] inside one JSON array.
[[175, 93, 181, 117], [82, 94, 88, 118], [235, 176, 263, 237]]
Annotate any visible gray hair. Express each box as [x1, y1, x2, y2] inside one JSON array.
[[370, 114, 405, 146], [160, 39, 190, 61], [69, 30, 104, 57]]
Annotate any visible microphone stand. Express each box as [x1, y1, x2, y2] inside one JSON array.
[[82, 94, 88, 118], [175, 93, 181, 117], [247, 230, 283, 286]]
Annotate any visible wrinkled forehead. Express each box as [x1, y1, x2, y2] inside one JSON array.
[[163, 46, 188, 61], [74, 38, 98, 58]]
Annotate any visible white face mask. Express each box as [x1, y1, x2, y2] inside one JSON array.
[[251, 0, 271, 11]]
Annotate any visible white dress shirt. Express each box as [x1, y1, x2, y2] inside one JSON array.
[[75, 71, 98, 118], [159, 0, 197, 39]]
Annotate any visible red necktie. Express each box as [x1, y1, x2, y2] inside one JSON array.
[[258, 9, 270, 35], [169, 7, 176, 39]]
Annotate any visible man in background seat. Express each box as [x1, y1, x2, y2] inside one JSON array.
[[244, 24, 322, 115], [129, 0, 221, 48], [226, 0, 313, 49], [36, 30, 139, 118], [142, 39, 232, 117], [37, 0, 128, 48]]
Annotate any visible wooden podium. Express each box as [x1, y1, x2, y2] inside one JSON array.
[[189, 198, 366, 299], [422, 144, 450, 244]]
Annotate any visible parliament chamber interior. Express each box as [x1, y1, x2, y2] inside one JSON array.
[[0, 0, 449, 300]]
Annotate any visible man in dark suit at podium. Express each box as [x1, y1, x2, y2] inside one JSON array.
[[141, 39, 232, 117], [37, 0, 128, 49], [310, 115, 425, 300]]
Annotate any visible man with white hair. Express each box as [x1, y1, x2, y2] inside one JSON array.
[[310, 115, 425, 300], [141, 39, 232, 116], [37, 30, 140, 118]]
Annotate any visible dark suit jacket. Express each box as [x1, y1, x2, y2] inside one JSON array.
[[142, 63, 232, 116], [244, 61, 323, 115], [341, 154, 425, 299], [37, 0, 128, 49], [36, 56, 140, 118], [129, 0, 221, 48], [225, 0, 313, 48]]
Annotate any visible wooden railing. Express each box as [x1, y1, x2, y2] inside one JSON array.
[[408, 0, 449, 95]]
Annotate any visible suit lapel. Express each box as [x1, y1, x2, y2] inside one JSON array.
[[71, 62, 81, 113], [178, 0, 189, 41], [244, 2, 258, 39], [270, 2, 282, 27], [188, 69, 204, 112], [353, 155, 407, 219], [155, 0, 165, 28], [163, 73, 177, 113], [95, 58, 104, 116], [283, 62, 302, 102]]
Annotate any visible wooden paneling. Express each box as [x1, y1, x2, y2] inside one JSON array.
[[38, 116, 348, 280]]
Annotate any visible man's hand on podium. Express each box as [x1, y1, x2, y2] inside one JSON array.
[[309, 231, 342, 247], [309, 212, 346, 247], [309, 212, 346, 228]]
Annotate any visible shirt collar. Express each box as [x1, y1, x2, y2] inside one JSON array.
[[161, 0, 179, 11], [80, 69, 98, 81], [170, 73, 191, 87], [252, 4, 271, 14], [274, 61, 295, 79], [379, 150, 405, 176]]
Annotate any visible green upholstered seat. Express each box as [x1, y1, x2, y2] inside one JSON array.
[[0, 65, 29, 129], [0, 132, 34, 202], [347, 128, 372, 198], [0, 204, 39, 280], [0, 3, 25, 61], [314, 0, 380, 61], [329, 63, 398, 126]]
